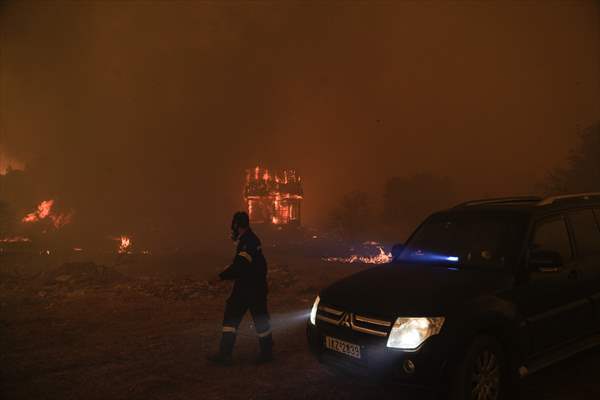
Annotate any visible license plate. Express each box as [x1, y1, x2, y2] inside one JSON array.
[[325, 336, 361, 359]]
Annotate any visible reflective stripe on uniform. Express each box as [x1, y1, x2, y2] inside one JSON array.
[[222, 326, 237, 333], [257, 328, 272, 338], [238, 251, 252, 263]]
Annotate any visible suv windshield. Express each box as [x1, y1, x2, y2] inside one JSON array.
[[399, 212, 527, 269]]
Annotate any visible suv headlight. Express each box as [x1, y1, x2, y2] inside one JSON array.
[[309, 296, 320, 325], [386, 317, 445, 349]]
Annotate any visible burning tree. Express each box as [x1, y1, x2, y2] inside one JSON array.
[[244, 166, 303, 226], [329, 190, 372, 240]]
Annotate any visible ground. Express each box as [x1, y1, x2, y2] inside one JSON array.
[[2, 246, 600, 400]]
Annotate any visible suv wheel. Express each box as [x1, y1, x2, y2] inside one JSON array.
[[451, 335, 506, 400]]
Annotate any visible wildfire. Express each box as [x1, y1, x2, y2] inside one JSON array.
[[323, 246, 392, 265], [22, 200, 73, 229], [23, 200, 53, 223]]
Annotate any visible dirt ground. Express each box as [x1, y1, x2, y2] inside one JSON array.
[[2, 247, 600, 400]]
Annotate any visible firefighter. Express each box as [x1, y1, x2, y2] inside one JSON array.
[[207, 211, 273, 366]]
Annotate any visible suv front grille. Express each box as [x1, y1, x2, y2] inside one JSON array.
[[316, 305, 391, 337]]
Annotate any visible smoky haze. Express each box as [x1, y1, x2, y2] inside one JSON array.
[[1, 1, 599, 248]]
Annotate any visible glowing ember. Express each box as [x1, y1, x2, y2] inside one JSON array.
[[49, 212, 73, 229], [0, 236, 31, 243], [73, 247, 83, 252], [323, 246, 392, 265], [21, 200, 73, 229], [362, 240, 381, 246]]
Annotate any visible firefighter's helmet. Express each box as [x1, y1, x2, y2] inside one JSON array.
[[231, 211, 250, 241]]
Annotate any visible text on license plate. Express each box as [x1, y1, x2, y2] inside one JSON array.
[[325, 336, 361, 359]]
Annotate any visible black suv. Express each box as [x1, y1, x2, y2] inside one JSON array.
[[307, 194, 600, 399]]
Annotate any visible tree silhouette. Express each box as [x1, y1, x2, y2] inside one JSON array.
[[544, 123, 600, 194], [329, 190, 372, 240]]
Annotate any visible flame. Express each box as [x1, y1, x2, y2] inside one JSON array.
[[22, 200, 73, 229], [244, 166, 303, 225], [23, 200, 54, 223], [117, 235, 131, 253], [323, 246, 392, 265]]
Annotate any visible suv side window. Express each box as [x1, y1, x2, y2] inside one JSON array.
[[531, 217, 572, 265], [569, 209, 600, 258]]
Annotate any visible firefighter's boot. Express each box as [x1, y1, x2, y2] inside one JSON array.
[[207, 332, 235, 366], [256, 333, 274, 364]]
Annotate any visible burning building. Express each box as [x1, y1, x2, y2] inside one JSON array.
[[244, 166, 303, 226]]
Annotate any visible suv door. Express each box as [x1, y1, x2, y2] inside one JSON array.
[[568, 208, 600, 331], [522, 215, 593, 353]]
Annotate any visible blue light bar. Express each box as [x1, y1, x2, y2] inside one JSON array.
[[402, 251, 460, 264]]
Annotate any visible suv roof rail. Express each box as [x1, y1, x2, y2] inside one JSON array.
[[454, 196, 543, 208], [537, 192, 600, 206]]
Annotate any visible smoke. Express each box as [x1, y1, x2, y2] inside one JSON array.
[[1, 1, 598, 249], [0, 150, 24, 175]]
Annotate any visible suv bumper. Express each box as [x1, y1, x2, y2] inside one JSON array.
[[307, 320, 449, 389]]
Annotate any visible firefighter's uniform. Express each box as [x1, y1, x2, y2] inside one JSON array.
[[217, 228, 272, 361]]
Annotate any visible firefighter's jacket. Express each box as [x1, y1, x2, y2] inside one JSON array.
[[219, 229, 268, 299]]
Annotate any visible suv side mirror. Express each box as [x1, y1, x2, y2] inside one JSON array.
[[391, 243, 404, 261], [529, 250, 563, 273]]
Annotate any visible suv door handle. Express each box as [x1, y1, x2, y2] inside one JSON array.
[[568, 269, 578, 280]]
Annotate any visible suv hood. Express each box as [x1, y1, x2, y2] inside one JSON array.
[[319, 262, 513, 318]]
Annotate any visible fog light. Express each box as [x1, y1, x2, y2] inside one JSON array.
[[403, 359, 416, 374]]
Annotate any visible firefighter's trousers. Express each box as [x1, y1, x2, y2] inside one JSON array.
[[219, 293, 272, 356]]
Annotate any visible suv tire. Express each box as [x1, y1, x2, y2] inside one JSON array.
[[450, 335, 507, 400]]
